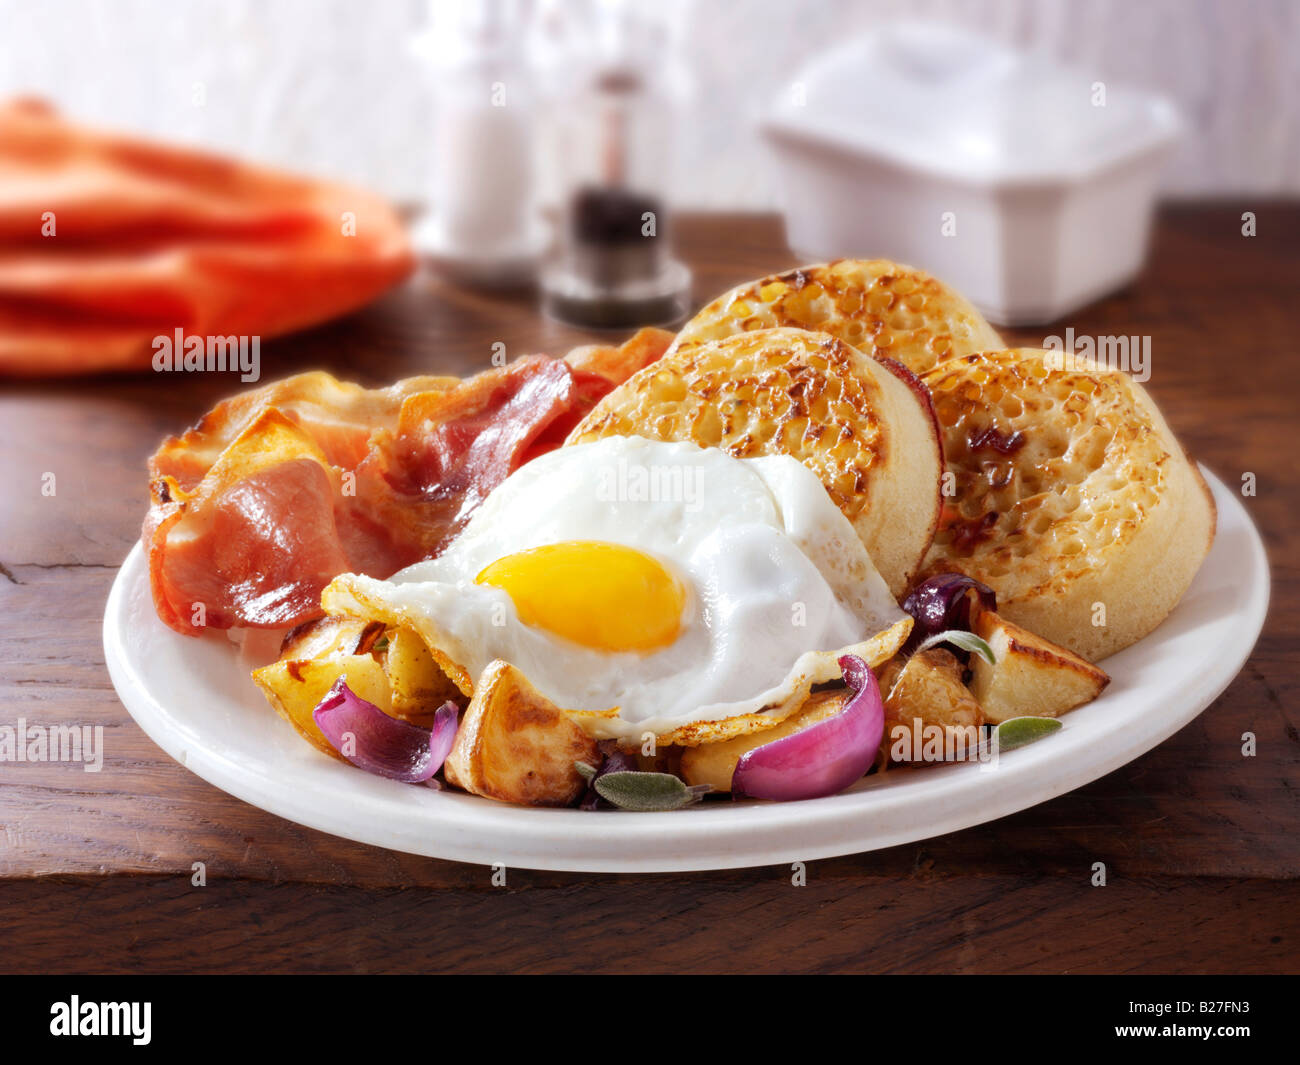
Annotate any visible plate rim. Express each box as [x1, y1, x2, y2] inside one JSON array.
[[103, 467, 1270, 873]]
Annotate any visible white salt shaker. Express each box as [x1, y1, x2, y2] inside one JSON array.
[[411, 0, 547, 285]]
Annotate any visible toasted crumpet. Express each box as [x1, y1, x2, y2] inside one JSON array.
[[567, 327, 943, 598], [921, 348, 1216, 661], [670, 259, 1004, 375]]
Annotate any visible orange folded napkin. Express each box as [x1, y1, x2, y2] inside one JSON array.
[[0, 99, 415, 376]]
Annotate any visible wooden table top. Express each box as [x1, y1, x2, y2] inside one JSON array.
[[1, 207, 1296, 974]]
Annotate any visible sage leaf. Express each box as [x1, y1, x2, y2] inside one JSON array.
[[573, 760, 598, 784], [916, 629, 996, 665], [593, 771, 710, 812], [993, 716, 1062, 751]]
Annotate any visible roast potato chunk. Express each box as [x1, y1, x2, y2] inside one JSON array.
[[878, 648, 983, 764], [443, 660, 599, 807], [385, 625, 461, 727], [969, 608, 1109, 723], [278, 616, 384, 662], [255, 618, 467, 755], [253, 647, 393, 757]]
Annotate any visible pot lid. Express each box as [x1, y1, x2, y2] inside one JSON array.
[[763, 22, 1181, 185]]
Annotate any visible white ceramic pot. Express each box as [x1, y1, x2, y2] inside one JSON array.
[[761, 23, 1182, 326]]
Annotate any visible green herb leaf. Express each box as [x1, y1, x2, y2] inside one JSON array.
[[372, 635, 390, 653], [916, 629, 996, 665], [992, 716, 1062, 751], [593, 771, 710, 812], [573, 760, 598, 784]]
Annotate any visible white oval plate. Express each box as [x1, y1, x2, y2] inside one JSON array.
[[104, 469, 1268, 872]]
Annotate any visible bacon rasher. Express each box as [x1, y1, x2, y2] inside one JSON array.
[[143, 328, 672, 635]]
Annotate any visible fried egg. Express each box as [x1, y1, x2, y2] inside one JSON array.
[[323, 436, 909, 744]]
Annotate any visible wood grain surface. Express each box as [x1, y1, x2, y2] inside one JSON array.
[[0, 207, 1296, 974]]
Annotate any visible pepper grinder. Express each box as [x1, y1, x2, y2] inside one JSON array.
[[538, 0, 692, 327]]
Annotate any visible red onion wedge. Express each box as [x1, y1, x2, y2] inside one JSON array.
[[731, 654, 884, 802], [901, 573, 996, 653], [312, 677, 458, 784]]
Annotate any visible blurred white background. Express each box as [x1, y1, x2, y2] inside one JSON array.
[[2, 0, 1296, 205]]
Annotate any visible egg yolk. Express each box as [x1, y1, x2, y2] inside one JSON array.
[[474, 541, 686, 653]]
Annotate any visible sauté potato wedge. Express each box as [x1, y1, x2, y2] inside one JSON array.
[[444, 660, 599, 806], [969, 608, 1109, 723]]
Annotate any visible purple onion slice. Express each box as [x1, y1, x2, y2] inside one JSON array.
[[731, 653, 884, 802], [312, 677, 458, 784], [901, 573, 996, 653]]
